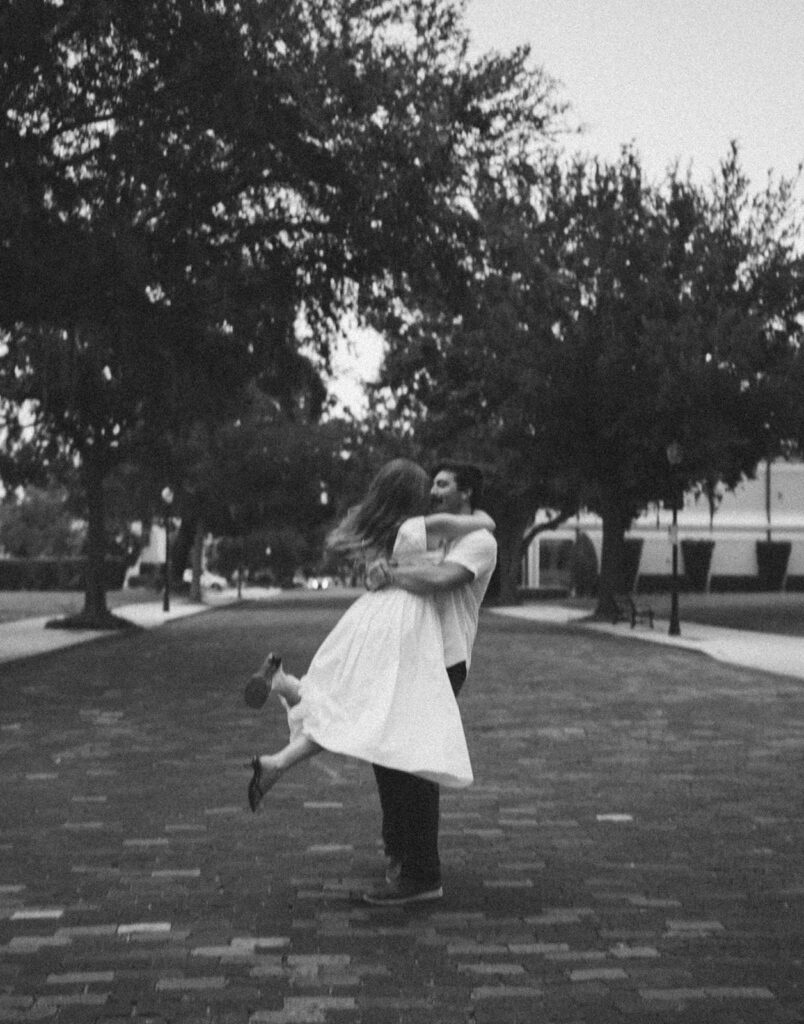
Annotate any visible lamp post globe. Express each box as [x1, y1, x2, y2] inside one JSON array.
[[161, 488, 174, 613], [665, 441, 682, 468]]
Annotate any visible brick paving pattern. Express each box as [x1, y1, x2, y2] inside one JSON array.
[[0, 597, 802, 1022]]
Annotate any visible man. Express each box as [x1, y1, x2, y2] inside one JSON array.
[[361, 462, 498, 905]]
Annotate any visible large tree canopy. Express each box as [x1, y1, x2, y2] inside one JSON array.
[[553, 149, 803, 615], [374, 146, 804, 607], [1, 0, 562, 622], [372, 174, 574, 602]]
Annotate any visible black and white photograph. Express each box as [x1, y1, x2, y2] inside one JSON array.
[[1, 1, 802, 1021]]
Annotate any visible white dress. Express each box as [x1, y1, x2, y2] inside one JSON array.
[[286, 517, 473, 788]]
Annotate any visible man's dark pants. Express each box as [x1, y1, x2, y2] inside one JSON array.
[[372, 662, 467, 888]]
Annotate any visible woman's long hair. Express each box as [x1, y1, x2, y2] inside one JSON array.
[[327, 459, 430, 560]]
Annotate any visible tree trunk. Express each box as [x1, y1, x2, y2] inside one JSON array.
[[493, 528, 520, 605], [189, 520, 204, 603], [489, 509, 533, 606], [173, 517, 195, 582], [594, 499, 629, 620], [83, 452, 109, 620], [47, 449, 130, 630]]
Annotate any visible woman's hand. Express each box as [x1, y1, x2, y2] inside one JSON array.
[[365, 558, 393, 591]]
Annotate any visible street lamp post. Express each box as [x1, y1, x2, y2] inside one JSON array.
[[228, 503, 244, 599], [666, 443, 682, 636], [161, 487, 174, 613]]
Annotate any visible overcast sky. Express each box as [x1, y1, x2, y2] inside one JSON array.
[[334, 1, 804, 409], [464, 0, 804, 194]]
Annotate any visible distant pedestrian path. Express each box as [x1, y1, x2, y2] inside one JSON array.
[[0, 587, 354, 666], [492, 594, 804, 682]]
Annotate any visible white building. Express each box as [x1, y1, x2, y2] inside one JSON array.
[[525, 460, 804, 593]]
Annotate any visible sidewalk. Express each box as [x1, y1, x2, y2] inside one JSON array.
[[0, 598, 209, 663], [0, 601, 210, 666], [0, 588, 282, 667], [491, 603, 804, 682]]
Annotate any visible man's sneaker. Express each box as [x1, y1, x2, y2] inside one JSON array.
[[362, 879, 443, 906], [385, 857, 402, 885]]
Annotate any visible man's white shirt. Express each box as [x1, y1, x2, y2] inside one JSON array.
[[436, 529, 497, 669]]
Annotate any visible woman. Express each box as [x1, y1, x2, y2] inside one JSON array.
[[247, 458, 494, 810]]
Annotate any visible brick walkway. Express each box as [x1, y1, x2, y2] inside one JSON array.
[[0, 596, 802, 1022]]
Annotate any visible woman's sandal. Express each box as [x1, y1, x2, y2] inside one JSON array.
[[244, 653, 282, 709], [244, 675, 269, 709], [247, 756, 265, 812]]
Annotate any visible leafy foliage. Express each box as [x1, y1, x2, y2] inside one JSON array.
[[375, 146, 804, 606], [1, 0, 559, 617], [0, 484, 82, 558]]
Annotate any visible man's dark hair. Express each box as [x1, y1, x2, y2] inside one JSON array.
[[432, 461, 484, 509]]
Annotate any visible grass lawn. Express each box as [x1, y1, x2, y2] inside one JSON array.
[[1, 585, 803, 635], [0, 588, 147, 624], [0, 584, 356, 625]]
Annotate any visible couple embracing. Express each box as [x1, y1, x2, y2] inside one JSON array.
[[247, 458, 498, 906]]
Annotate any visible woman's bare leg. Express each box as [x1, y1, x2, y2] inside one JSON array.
[[270, 663, 302, 707], [248, 734, 322, 811]]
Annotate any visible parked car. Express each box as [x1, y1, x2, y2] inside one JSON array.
[[305, 575, 337, 590], [182, 568, 228, 591]]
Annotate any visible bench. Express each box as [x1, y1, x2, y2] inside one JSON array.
[[612, 593, 654, 629]]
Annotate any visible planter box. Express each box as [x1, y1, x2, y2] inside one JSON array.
[[681, 539, 715, 592], [756, 540, 791, 591]]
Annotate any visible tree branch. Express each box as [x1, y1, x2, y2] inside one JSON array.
[[522, 508, 576, 549]]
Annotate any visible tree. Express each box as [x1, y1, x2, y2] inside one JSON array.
[[1, 0, 560, 624], [151, 366, 413, 596], [1, 0, 315, 623], [0, 483, 83, 558], [552, 149, 803, 617], [371, 160, 580, 603], [168, 389, 344, 569], [373, 146, 803, 610]]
